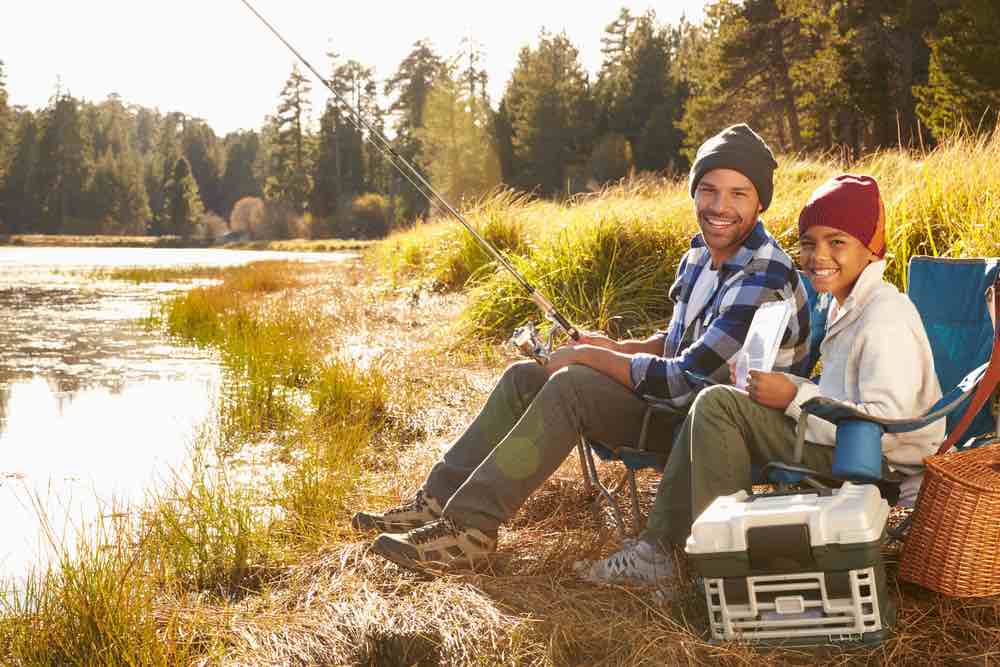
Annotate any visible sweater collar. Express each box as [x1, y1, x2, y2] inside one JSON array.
[[827, 259, 887, 329], [839, 259, 886, 311]]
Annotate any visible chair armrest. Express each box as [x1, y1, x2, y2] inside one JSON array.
[[800, 361, 988, 434]]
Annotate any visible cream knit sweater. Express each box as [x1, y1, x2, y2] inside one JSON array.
[[784, 260, 945, 469]]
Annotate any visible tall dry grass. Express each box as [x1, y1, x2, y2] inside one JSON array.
[[380, 132, 1000, 340]]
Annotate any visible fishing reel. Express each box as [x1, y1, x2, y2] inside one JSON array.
[[510, 321, 557, 365]]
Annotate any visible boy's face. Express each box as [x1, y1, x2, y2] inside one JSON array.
[[694, 168, 762, 266], [799, 225, 877, 303]]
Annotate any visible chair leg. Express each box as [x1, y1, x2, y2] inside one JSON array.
[[579, 438, 627, 540], [577, 440, 594, 495]]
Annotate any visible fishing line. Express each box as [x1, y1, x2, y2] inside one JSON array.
[[239, 0, 580, 345]]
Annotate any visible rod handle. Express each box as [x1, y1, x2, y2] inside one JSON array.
[[531, 290, 579, 341]]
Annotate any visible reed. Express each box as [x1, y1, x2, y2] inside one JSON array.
[[90, 265, 227, 283]]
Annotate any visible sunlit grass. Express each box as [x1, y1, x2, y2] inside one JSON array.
[[223, 238, 375, 252], [381, 131, 1000, 339], [88, 265, 228, 284]]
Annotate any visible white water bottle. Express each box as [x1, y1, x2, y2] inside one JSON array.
[[735, 350, 750, 390]]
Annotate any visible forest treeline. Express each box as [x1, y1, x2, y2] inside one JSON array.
[[0, 0, 997, 240]]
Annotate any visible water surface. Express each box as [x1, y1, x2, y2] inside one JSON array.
[[0, 246, 348, 586]]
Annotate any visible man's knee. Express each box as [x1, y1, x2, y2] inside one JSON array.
[[543, 363, 603, 398], [502, 360, 549, 399]]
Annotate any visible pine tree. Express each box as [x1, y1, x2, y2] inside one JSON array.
[[33, 94, 92, 234], [417, 64, 501, 206], [182, 119, 224, 215], [266, 64, 313, 212], [0, 112, 42, 234], [501, 31, 595, 196], [311, 57, 379, 224], [915, 0, 1000, 138], [0, 60, 10, 185], [594, 10, 685, 176], [384, 40, 446, 220], [161, 156, 203, 237], [89, 147, 151, 235], [220, 131, 262, 218], [147, 112, 184, 235]]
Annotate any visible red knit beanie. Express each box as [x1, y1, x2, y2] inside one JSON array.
[[798, 174, 886, 258]]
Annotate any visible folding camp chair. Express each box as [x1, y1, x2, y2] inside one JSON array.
[[576, 401, 680, 539], [764, 256, 1000, 495], [578, 271, 827, 538]]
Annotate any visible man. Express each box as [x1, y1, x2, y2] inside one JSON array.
[[353, 124, 812, 572]]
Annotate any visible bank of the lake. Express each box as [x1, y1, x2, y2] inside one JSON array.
[[0, 233, 376, 253]]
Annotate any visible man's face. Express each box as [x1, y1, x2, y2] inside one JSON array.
[[799, 225, 876, 303], [694, 169, 762, 266]]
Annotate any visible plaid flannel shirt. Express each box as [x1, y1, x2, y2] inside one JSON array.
[[631, 220, 811, 407]]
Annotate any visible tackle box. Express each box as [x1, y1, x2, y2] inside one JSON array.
[[685, 482, 894, 646]]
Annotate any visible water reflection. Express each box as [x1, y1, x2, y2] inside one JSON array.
[[0, 246, 349, 586]]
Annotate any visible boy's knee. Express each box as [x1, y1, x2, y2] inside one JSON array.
[[690, 384, 741, 420]]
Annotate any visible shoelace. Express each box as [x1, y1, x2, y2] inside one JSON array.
[[385, 491, 427, 517], [408, 518, 458, 545], [607, 548, 640, 574]]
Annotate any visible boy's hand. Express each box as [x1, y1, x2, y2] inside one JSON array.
[[747, 370, 797, 409]]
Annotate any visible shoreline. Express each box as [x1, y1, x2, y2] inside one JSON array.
[[0, 233, 375, 252]]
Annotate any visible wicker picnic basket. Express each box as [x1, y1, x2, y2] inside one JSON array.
[[899, 443, 1000, 597]]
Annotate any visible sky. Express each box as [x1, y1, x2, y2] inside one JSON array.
[[1, 1, 706, 137]]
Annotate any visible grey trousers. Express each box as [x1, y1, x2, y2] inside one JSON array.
[[640, 384, 895, 548], [423, 360, 680, 533]]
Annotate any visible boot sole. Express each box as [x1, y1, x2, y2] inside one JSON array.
[[369, 535, 477, 574]]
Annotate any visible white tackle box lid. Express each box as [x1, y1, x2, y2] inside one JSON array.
[[685, 482, 890, 555]]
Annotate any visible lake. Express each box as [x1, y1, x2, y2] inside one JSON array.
[[0, 246, 349, 589]]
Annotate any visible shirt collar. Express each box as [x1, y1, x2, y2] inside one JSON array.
[[690, 220, 769, 272]]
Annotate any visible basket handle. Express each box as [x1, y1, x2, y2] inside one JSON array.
[[936, 274, 1000, 456]]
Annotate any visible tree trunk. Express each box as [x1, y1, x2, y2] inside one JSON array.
[[771, 25, 802, 151]]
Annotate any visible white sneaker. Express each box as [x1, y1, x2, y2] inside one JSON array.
[[576, 539, 675, 586]]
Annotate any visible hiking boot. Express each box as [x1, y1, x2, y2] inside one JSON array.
[[575, 539, 675, 586], [370, 517, 497, 570], [351, 490, 443, 533]]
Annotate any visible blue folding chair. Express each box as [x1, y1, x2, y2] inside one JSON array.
[[763, 257, 1000, 497]]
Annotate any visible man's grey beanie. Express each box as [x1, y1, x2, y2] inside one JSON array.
[[688, 124, 778, 211]]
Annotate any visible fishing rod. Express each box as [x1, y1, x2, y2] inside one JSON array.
[[240, 0, 579, 362]]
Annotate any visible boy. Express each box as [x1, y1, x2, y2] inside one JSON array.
[[582, 174, 944, 585]]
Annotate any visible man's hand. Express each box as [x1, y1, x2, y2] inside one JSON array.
[[575, 331, 619, 351], [747, 370, 797, 409], [544, 345, 579, 375]]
